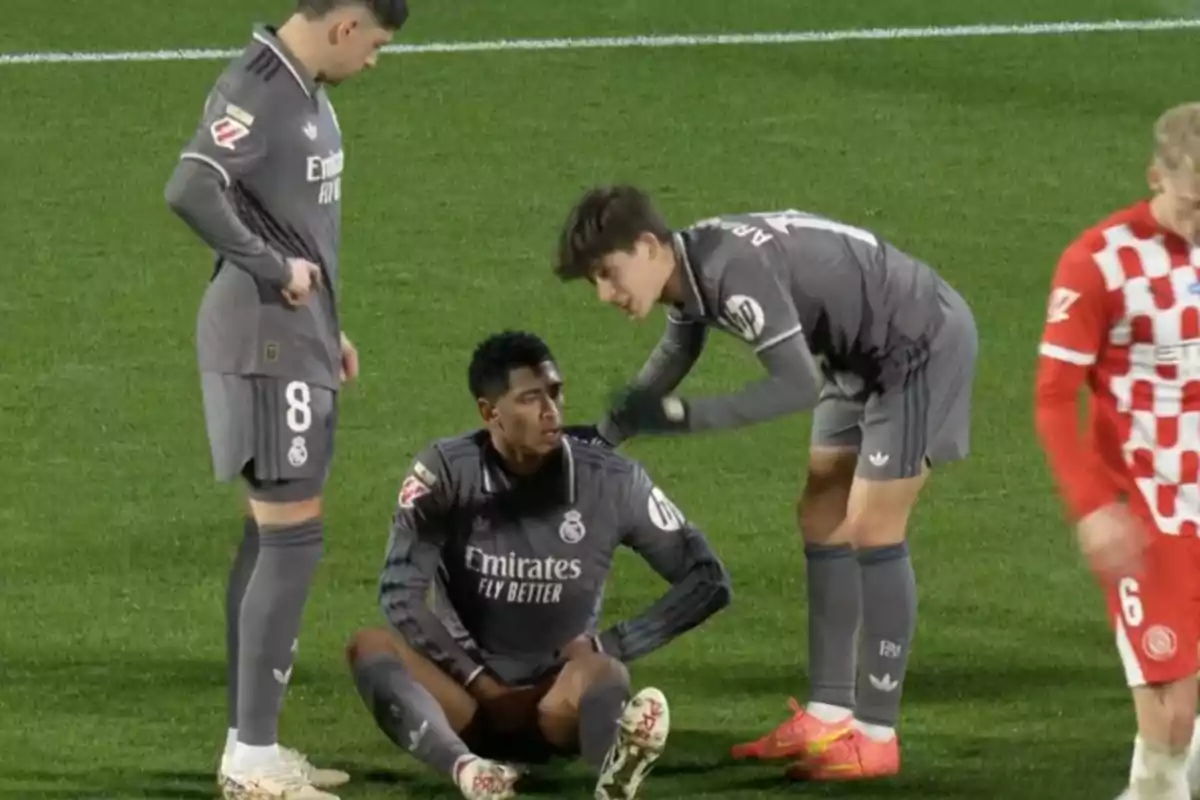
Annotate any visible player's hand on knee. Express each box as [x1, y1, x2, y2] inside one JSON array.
[[283, 257, 322, 306], [1077, 502, 1148, 580]]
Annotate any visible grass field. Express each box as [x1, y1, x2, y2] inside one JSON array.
[[2, 2, 1194, 798]]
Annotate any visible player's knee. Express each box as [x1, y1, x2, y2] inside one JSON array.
[[249, 494, 323, 526], [798, 456, 856, 543], [345, 627, 399, 667], [840, 475, 925, 547], [837, 512, 907, 548], [544, 653, 628, 716]]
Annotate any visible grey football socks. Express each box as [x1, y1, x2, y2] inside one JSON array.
[[578, 673, 632, 772], [804, 543, 861, 714], [351, 652, 470, 775], [855, 542, 917, 730], [236, 517, 324, 747], [226, 515, 260, 730]]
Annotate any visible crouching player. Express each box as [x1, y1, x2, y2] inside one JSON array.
[[346, 331, 733, 800], [1035, 102, 1200, 800]]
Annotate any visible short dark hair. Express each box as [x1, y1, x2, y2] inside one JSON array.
[[554, 185, 673, 281], [297, 0, 409, 29], [468, 331, 556, 401]]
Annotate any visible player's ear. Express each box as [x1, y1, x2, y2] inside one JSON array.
[[328, 17, 357, 45], [1149, 161, 1165, 194], [476, 397, 499, 426]]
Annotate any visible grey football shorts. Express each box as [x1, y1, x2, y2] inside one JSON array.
[[810, 284, 977, 481], [200, 373, 338, 502]]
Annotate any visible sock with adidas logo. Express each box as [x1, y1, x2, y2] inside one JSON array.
[[854, 542, 916, 731]]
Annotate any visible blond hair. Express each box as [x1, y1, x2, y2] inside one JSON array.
[[1154, 103, 1200, 175]]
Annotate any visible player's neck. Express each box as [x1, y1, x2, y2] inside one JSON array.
[[659, 252, 685, 306], [489, 436, 549, 476], [275, 15, 325, 83]]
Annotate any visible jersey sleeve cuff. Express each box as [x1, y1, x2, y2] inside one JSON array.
[[1038, 342, 1096, 366]]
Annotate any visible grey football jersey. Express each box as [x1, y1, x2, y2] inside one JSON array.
[[379, 431, 731, 685], [165, 25, 345, 389], [602, 210, 954, 440], [681, 211, 946, 387]]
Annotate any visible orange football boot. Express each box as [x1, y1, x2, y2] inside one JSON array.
[[786, 727, 900, 781], [730, 698, 853, 761]]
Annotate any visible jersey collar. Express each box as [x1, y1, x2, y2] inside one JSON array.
[[251, 25, 318, 100], [481, 436, 577, 505], [672, 231, 708, 319]]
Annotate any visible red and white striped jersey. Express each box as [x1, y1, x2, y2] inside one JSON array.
[[1036, 200, 1200, 535]]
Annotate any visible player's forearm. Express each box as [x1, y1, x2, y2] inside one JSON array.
[[164, 159, 290, 286], [601, 320, 707, 444], [685, 338, 821, 432], [598, 536, 732, 662], [379, 591, 484, 685], [634, 320, 707, 394], [1034, 369, 1121, 519]]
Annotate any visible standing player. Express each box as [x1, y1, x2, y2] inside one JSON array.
[[1035, 102, 1200, 800], [346, 331, 732, 800], [553, 186, 978, 781], [163, 2, 407, 798]]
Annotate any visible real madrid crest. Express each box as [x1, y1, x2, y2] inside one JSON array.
[[559, 510, 586, 544], [287, 436, 308, 467]]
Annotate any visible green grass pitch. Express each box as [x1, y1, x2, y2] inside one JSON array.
[[1, 1, 1190, 797]]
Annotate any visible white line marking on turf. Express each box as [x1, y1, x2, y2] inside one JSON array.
[[1, 17, 1198, 65]]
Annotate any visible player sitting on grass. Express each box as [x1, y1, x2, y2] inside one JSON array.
[[346, 330, 733, 800]]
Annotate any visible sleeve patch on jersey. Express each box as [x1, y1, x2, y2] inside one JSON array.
[[224, 103, 255, 126], [210, 116, 250, 150], [719, 295, 766, 341], [412, 461, 439, 487], [1046, 287, 1081, 323], [647, 486, 686, 531], [398, 474, 432, 509], [1038, 342, 1096, 366]]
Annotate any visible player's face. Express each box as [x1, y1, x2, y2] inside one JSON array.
[[1150, 163, 1200, 243], [322, 9, 394, 84], [486, 366, 565, 457], [590, 234, 669, 320]]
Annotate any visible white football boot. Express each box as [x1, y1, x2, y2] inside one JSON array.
[[453, 755, 520, 799], [219, 746, 349, 790], [220, 758, 339, 800], [594, 687, 670, 800]]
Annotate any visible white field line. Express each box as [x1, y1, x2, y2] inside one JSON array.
[[0, 17, 1198, 66]]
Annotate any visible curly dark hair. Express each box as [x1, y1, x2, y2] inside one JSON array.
[[468, 331, 557, 400]]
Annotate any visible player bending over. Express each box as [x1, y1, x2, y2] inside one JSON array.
[[164, 2, 407, 798], [346, 331, 732, 800], [554, 186, 978, 781], [1035, 102, 1200, 800]]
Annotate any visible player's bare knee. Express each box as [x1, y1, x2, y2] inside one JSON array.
[[250, 495, 323, 526], [583, 652, 629, 687], [841, 474, 926, 547], [346, 627, 401, 666], [1134, 679, 1198, 747], [798, 449, 856, 544]]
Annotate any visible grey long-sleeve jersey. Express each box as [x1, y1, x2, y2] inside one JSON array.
[[164, 25, 345, 390], [379, 430, 732, 685], [601, 210, 952, 441]]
